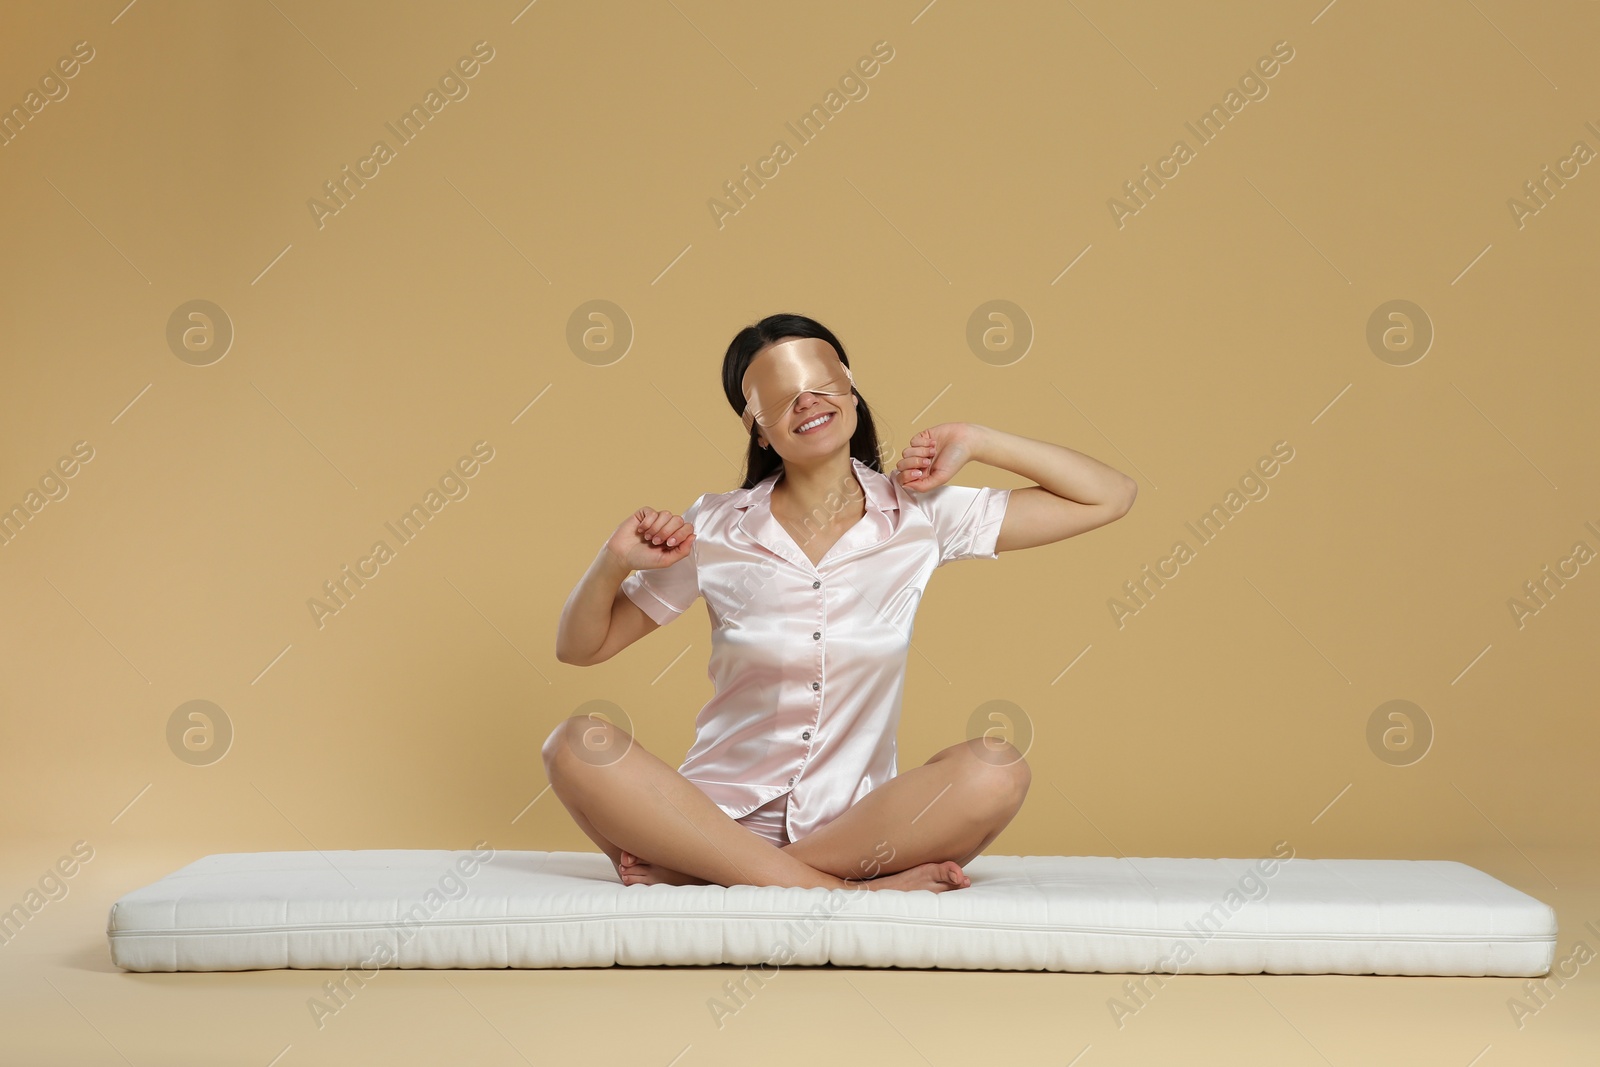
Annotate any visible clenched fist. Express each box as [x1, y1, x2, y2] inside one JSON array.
[[605, 506, 696, 572]]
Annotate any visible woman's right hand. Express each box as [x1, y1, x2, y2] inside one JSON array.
[[605, 507, 696, 572]]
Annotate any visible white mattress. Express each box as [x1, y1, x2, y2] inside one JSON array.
[[106, 849, 1557, 976]]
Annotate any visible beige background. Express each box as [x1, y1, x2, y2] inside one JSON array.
[[2, 1, 1596, 1064]]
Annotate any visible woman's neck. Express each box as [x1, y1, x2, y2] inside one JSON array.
[[772, 457, 864, 526]]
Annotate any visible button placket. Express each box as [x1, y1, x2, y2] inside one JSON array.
[[799, 571, 823, 776]]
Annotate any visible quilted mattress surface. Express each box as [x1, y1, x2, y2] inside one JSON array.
[[106, 848, 1557, 975]]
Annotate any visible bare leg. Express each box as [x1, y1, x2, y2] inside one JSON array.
[[780, 739, 1031, 879], [541, 715, 969, 892]]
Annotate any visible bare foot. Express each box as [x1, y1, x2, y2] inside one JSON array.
[[852, 860, 971, 893], [616, 850, 712, 887]]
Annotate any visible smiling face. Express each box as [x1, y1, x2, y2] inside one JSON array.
[[742, 336, 858, 458]]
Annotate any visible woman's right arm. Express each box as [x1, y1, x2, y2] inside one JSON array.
[[554, 507, 695, 666], [554, 549, 656, 666]]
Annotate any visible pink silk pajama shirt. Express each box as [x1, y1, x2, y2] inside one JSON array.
[[619, 456, 1012, 844]]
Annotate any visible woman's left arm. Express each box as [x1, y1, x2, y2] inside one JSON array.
[[975, 424, 1137, 552], [898, 423, 1138, 553]]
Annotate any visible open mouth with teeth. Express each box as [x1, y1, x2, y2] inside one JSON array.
[[794, 411, 835, 435]]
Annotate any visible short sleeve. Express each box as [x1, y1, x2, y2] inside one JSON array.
[[919, 483, 1011, 566], [619, 494, 707, 625]]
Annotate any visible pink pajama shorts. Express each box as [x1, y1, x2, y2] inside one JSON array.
[[736, 792, 791, 847]]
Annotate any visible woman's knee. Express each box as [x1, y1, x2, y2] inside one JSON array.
[[541, 714, 635, 777], [957, 739, 1031, 811]]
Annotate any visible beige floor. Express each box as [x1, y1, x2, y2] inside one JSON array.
[[2, 840, 1595, 1066]]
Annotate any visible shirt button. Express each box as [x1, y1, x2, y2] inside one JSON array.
[[788, 775, 797, 785], [813, 580, 820, 588], [811, 681, 819, 691], [801, 730, 811, 740], [812, 631, 821, 640]]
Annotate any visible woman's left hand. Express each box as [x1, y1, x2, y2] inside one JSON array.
[[895, 423, 975, 492]]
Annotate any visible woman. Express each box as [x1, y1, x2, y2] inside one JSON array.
[[551, 313, 1137, 893]]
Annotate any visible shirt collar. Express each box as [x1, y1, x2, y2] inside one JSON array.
[[730, 456, 899, 516], [730, 457, 899, 572]]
